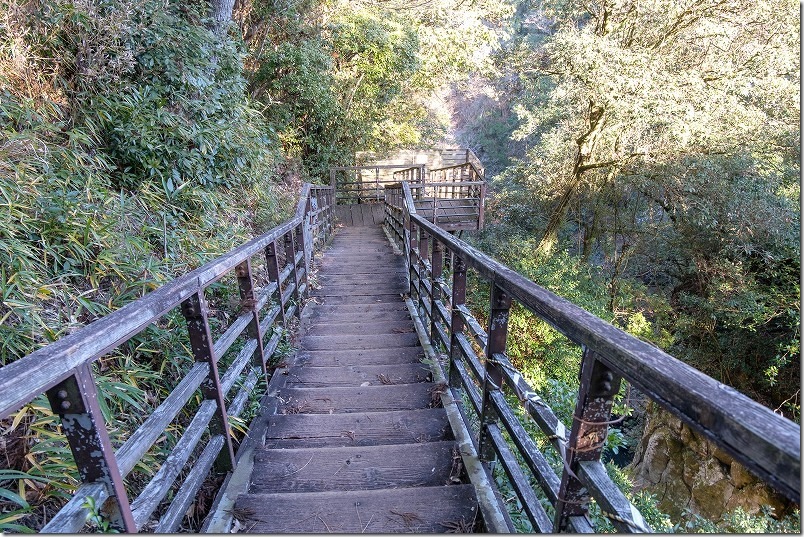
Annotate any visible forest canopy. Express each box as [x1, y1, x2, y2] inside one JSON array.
[[0, 0, 799, 532]]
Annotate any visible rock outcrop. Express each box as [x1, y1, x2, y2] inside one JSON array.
[[629, 404, 791, 521]]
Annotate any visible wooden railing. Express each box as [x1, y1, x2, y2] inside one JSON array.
[[330, 164, 421, 205], [0, 184, 334, 533], [388, 162, 485, 230], [384, 182, 800, 532]]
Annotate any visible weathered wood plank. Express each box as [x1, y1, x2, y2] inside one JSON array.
[[304, 320, 415, 336], [276, 383, 437, 413], [303, 309, 413, 324], [308, 293, 404, 305], [311, 284, 407, 296], [235, 485, 479, 533], [284, 362, 431, 387], [299, 333, 420, 350], [291, 348, 425, 367], [262, 408, 453, 448], [249, 441, 459, 492]]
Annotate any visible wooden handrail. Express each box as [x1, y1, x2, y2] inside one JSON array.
[[383, 182, 800, 532], [428, 161, 484, 178], [0, 184, 334, 532]]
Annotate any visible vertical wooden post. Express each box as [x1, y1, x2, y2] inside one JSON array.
[[235, 259, 267, 379], [299, 198, 312, 304], [264, 240, 286, 326], [181, 292, 236, 471], [554, 349, 621, 531], [284, 231, 301, 318], [478, 181, 486, 230], [418, 227, 430, 319], [430, 238, 443, 345], [448, 255, 467, 389], [478, 284, 511, 462], [375, 167, 380, 202], [406, 213, 417, 299], [46, 366, 136, 532], [330, 169, 337, 206]]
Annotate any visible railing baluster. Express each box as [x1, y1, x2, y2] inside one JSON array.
[[284, 231, 301, 318], [181, 291, 236, 472], [479, 284, 512, 462], [407, 216, 418, 300], [418, 227, 430, 319], [235, 259, 267, 379], [448, 255, 467, 390], [265, 240, 286, 326], [301, 196, 312, 290], [46, 365, 136, 532], [554, 348, 622, 531], [430, 239, 444, 345]]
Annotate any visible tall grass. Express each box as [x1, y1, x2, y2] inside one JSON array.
[[0, 0, 296, 530]]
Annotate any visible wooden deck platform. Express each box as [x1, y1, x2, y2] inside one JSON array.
[[209, 226, 480, 533]]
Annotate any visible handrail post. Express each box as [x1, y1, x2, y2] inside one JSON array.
[[330, 169, 337, 206], [46, 365, 136, 532], [181, 292, 236, 472], [284, 231, 301, 319], [418, 227, 430, 318], [430, 238, 444, 345], [478, 284, 512, 462], [448, 255, 467, 389], [300, 198, 312, 302], [407, 219, 418, 300], [478, 181, 486, 230], [265, 240, 286, 326], [554, 348, 622, 531], [235, 259, 267, 379]]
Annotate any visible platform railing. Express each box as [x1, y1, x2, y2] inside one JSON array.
[[0, 184, 334, 532], [384, 181, 800, 533]]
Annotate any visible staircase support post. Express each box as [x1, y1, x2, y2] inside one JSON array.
[[448, 255, 467, 389], [284, 231, 301, 319], [430, 239, 443, 346], [46, 366, 136, 532], [478, 284, 511, 462], [554, 349, 622, 531], [181, 291, 236, 472], [235, 259, 267, 379], [406, 214, 417, 299], [264, 240, 286, 326], [418, 227, 430, 321]]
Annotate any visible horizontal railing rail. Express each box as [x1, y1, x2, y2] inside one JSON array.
[[384, 181, 800, 533], [0, 184, 334, 532], [329, 164, 421, 205]]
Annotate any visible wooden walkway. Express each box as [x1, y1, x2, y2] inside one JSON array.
[[228, 226, 480, 533]]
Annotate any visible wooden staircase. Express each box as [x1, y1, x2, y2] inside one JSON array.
[[231, 226, 480, 532]]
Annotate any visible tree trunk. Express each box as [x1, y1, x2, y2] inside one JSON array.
[[211, 0, 236, 36], [537, 100, 606, 254]]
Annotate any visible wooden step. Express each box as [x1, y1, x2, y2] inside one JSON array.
[[262, 408, 453, 448], [316, 271, 406, 283], [303, 305, 411, 324], [304, 320, 415, 336], [276, 383, 440, 414], [249, 441, 461, 493], [234, 485, 479, 533], [311, 284, 407, 296], [309, 294, 403, 305], [292, 348, 425, 367], [285, 363, 431, 387], [300, 333, 419, 351]]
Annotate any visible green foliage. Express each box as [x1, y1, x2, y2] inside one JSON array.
[[82, 495, 118, 533], [467, 0, 800, 417], [680, 506, 800, 534]]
